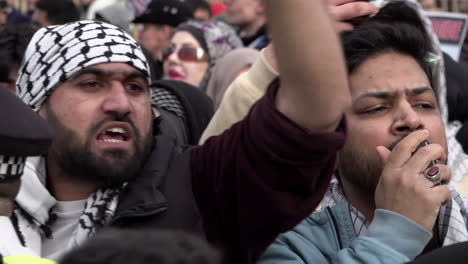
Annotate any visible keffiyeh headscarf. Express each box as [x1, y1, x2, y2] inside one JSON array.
[[17, 20, 151, 112], [175, 20, 243, 91]]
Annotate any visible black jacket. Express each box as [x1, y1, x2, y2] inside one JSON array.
[[110, 113, 203, 235]]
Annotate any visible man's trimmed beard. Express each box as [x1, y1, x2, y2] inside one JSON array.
[[338, 141, 384, 197], [44, 104, 153, 188], [338, 135, 418, 197]]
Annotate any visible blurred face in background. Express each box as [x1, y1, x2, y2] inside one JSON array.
[[139, 23, 173, 60], [0, 8, 7, 26], [80, 0, 93, 7], [223, 0, 262, 28], [194, 7, 211, 22], [27, 0, 38, 11], [32, 8, 49, 27], [163, 31, 209, 87]]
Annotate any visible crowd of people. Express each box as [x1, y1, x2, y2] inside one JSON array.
[[2, 0, 468, 264]]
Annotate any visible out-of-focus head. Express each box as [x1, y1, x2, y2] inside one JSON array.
[[420, 0, 441, 11], [163, 20, 243, 89], [60, 229, 221, 264], [17, 21, 153, 187], [0, 24, 36, 93], [27, 0, 38, 11], [222, 0, 265, 28], [133, 0, 194, 60], [33, 0, 80, 27], [133, 0, 194, 27], [0, 1, 7, 27], [193, 0, 212, 22], [80, 0, 94, 6], [337, 1, 446, 196]]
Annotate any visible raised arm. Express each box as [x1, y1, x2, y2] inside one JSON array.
[[267, 0, 350, 132]]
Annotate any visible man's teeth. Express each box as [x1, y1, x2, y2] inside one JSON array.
[[100, 139, 124, 143], [107, 127, 126, 134]]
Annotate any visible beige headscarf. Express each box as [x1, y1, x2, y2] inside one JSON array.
[[205, 48, 260, 109]]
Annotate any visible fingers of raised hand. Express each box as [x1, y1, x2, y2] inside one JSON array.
[[405, 143, 447, 176], [416, 164, 451, 188], [384, 130, 429, 169], [328, 1, 379, 22]]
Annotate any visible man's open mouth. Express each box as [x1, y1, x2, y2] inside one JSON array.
[[96, 124, 133, 144]]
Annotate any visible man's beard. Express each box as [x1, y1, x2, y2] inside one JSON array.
[[337, 138, 405, 197], [45, 105, 153, 188]]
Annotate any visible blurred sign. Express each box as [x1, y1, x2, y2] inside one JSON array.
[[426, 12, 468, 61]]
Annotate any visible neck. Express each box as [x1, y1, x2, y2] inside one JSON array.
[[339, 175, 376, 221], [45, 155, 97, 201], [240, 17, 266, 39]]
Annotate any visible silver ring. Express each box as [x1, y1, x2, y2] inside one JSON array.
[[425, 167, 442, 185]]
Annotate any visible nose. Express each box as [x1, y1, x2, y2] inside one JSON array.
[[101, 83, 132, 117], [166, 48, 180, 64], [391, 101, 424, 136]]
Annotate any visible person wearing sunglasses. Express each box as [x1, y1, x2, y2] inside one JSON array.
[[163, 20, 243, 91]]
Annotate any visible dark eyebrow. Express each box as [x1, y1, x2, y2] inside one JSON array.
[[405, 87, 434, 97], [354, 87, 434, 105], [70, 67, 147, 82], [354, 91, 396, 104], [125, 71, 147, 82]]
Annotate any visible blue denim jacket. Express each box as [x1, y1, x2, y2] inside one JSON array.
[[258, 202, 432, 264]]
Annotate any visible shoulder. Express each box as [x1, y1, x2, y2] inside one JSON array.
[[278, 206, 344, 250], [259, 207, 342, 264]]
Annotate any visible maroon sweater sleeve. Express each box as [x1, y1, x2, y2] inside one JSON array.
[[191, 79, 346, 264]]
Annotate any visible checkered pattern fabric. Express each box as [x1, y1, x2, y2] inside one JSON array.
[[16, 20, 150, 112], [0, 155, 25, 180], [150, 86, 186, 120]]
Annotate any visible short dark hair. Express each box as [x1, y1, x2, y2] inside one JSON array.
[[59, 229, 222, 264], [35, 0, 79, 25], [193, 0, 212, 16], [0, 24, 36, 83], [341, 1, 434, 88]]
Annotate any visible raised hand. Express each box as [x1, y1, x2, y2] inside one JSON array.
[[327, 0, 379, 31], [375, 130, 451, 232]]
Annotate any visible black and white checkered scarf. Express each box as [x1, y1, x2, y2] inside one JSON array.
[[12, 21, 151, 255], [12, 157, 126, 257]]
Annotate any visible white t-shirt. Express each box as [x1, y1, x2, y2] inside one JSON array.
[[41, 199, 86, 261]]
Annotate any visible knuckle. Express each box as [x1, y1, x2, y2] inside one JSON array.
[[416, 146, 430, 157], [350, 2, 369, 14], [393, 143, 405, 154], [433, 144, 444, 153]]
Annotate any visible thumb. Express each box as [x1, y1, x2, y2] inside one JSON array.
[[376, 145, 391, 164]]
